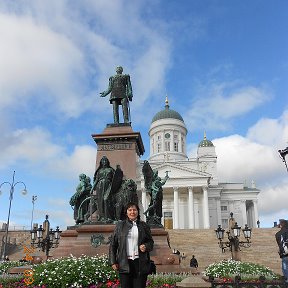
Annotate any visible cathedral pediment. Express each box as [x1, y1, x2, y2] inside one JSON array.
[[149, 162, 211, 179]]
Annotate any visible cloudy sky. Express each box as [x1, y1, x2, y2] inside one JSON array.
[[0, 0, 287, 230]]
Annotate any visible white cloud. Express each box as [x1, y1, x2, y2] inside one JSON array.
[[0, 127, 63, 169], [185, 83, 271, 131], [48, 145, 96, 179], [33, 207, 75, 229], [209, 110, 288, 226], [0, 127, 96, 179], [0, 13, 88, 117], [213, 135, 281, 183], [259, 180, 288, 215], [247, 110, 288, 146], [0, 1, 172, 123]]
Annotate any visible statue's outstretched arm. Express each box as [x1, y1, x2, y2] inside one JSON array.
[[161, 175, 169, 186], [100, 76, 113, 97]]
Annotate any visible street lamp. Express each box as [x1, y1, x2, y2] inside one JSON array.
[[278, 146, 288, 172], [30, 195, 37, 229], [0, 171, 27, 260], [215, 213, 252, 261], [30, 215, 61, 260]]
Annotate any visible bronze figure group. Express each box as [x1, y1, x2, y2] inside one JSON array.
[[70, 156, 138, 224], [70, 67, 169, 227]]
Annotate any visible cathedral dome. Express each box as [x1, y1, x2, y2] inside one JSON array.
[[151, 98, 184, 123], [198, 133, 214, 147]]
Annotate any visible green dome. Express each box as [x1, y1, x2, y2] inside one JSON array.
[[152, 98, 184, 123], [198, 133, 214, 147]]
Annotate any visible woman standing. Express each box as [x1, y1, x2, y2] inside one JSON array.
[[93, 156, 115, 221], [109, 202, 154, 288]]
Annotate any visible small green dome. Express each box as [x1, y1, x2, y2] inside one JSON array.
[[198, 133, 214, 147], [151, 97, 184, 123]]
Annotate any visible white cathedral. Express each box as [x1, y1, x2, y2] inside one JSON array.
[[138, 97, 260, 230]]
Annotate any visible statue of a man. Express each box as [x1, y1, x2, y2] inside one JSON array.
[[100, 66, 133, 124]]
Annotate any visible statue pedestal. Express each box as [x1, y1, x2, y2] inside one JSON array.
[[53, 225, 180, 272], [92, 124, 144, 180], [53, 224, 115, 258], [149, 227, 180, 273]]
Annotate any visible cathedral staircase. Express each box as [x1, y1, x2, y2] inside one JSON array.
[[168, 228, 282, 274], [0, 230, 57, 262], [1, 228, 282, 275]]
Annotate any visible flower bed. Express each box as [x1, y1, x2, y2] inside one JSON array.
[[0, 255, 191, 287], [203, 259, 281, 282]]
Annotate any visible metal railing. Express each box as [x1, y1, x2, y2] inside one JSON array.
[[0, 225, 30, 231], [210, 276, 288, 288]]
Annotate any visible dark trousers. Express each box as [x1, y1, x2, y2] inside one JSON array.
[[112, 98, 129, 124], [119, 259, 148, 288]]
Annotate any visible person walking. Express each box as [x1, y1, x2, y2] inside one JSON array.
[[190, 255, 198, 268], [109, 202, 154, 288], [275, 219, 288, 283]]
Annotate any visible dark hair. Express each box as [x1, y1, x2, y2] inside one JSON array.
[[126, 202, 140, 220], [280, 219, 288, 228]]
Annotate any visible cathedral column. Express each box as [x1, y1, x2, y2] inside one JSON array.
[[228, 201, 234, 214], [171, 130, 175, 152], [162, 131, 165, 153], [202, 186, 210, 228], [240, 200, 247, 226], [188, 186, 194, 228], [141, 187, 147, 219], [179, 133, 183, 153], [216, 197, 221, 226], [150, 136, 154, 155], [253, 200, 259, 228], [173, 187, 179, 229]]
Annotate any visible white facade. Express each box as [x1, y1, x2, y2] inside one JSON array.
[[137, 98, 260, 229]]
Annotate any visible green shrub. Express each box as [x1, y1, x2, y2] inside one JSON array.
[[0, 261, 25, 274], [147, 273, 191, 287], [203, 259, 280, 281], [32, 254, 118, 287]]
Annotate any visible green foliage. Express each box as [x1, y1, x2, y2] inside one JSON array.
[[32, 254, 118, 287], [147, 273, 190, 287], [0, 275, 24, 287], [0, 260, 25, 274], [203, 259, 280, 280], [0, 256, 192, 287]]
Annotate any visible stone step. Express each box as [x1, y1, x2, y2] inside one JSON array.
[[168, 228, 282, 274], [1, 228, 283, 275]]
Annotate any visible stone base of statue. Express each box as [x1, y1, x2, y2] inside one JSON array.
[[92, 124, 144, 180], [52, 224, 181, 272], [149, 227, 182, 273], [52, 224, 114, 259]]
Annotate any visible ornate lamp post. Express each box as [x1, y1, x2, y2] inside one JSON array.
[[278, 146, 288, 172], [0, 171, 28, 260], [30, 195, 37, 229], [215, 212, 252, 261], [30, 215, 61, 260]]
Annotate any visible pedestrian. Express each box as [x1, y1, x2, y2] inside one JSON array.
[[275, 219, 288, 282], [109, 202, 154, 288], [190, 255, 198, 268]]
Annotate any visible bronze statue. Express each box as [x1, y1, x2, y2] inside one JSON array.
[[93, 156, 116, 222], [72, 157, 139, 224], [142, 160, 169, 227], [69, 174, 92, 223], [114, 179, 138, 220], [100, 66, 133, 124]]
